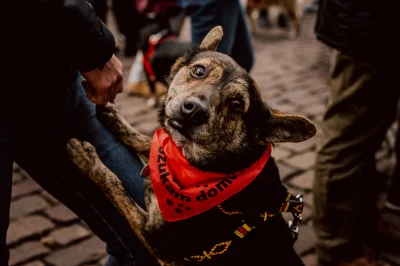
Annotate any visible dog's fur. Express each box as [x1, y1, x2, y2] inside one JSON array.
[[67, 26, 316, 265], [247, 0, 304, 38]]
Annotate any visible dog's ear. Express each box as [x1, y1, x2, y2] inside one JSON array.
[[200, 26, 224, 51], [262, 108, 316, 143]]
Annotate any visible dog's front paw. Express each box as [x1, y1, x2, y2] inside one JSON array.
[[97, 102, 125, 127], [67, 139, 98, 174]]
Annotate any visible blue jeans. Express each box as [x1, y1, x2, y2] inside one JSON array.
[[0, 74, 157, 266], [177, 0, 254, 72]]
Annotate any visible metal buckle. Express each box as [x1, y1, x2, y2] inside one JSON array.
[[287, 194, 303, 243]]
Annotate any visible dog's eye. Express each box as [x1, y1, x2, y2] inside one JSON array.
[[231, 100, 243, 111], [191, 65, 206, 78]]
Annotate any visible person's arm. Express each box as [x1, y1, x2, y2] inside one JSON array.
[[60, 0, 115, 72], [62, 0, 125, 104], [81, 54, 124, 105], [36, 0, 123, 104]]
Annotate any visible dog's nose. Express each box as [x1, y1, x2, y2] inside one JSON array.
[[180, 97, 208, 123]]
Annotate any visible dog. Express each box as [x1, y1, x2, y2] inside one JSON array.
[[138, 15, 191, 107], [67, 26, 316, 265], [246, 0, 304, 38]]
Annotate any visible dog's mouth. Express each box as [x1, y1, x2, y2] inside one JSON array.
[[167, 119, 190, 138], [168, 119, 184, 132]]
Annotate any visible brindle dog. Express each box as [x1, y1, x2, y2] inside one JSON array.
[[67, 26, 316, 266], [247, 0, 303, 38]]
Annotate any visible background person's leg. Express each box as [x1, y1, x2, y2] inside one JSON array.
[[13, 75, 157, 266], [65, 75, 147, 207], [0, 121, 14, 266], [183, 0, 254, 72], [230, 2, 254, 72], [313, 51, 399, 264]]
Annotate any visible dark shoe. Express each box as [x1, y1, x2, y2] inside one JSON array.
[[277, 12, 289, 29]]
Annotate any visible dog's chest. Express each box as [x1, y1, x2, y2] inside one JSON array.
[[150, 159, 290, 263]]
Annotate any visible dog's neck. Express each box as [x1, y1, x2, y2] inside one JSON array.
[[182, 144, 268, 174]]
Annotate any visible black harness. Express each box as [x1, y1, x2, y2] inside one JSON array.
[[184, 193, 304, 262]]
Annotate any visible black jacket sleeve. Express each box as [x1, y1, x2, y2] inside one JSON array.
[[61, 0, 116, 72], [12, 0, 116, 72], [314, 0, 380, 63]]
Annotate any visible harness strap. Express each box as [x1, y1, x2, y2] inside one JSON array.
[[184, 193, 304, 262], [143, 30, 176, 82]]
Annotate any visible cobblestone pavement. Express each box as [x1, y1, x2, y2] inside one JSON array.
[[8, 10, 400, 266]]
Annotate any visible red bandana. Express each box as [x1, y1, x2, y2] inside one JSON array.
[[149, 129, 272, 222]]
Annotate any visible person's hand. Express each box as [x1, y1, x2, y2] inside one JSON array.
[[80, 54, 124, 105]]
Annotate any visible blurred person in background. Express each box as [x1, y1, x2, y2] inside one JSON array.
[[312, 0, 400, 265], [177, 0, 254, 72]]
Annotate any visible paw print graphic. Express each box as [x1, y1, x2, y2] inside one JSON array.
[[166, 198, 174, 206], [174, 204, 191, 214]]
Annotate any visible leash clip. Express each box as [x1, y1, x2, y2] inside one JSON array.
[[287, 194, 303, 243]]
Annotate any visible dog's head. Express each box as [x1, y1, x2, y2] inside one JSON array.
[[159, 26, 316, 171]]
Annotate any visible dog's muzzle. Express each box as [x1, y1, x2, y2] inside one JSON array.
[[181, 97, 208, 123], [170, 96, 209, 129]]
